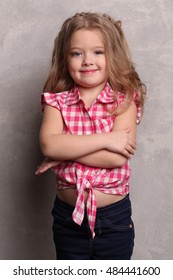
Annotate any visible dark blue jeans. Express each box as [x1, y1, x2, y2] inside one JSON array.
[[51, 194, 135, 260]]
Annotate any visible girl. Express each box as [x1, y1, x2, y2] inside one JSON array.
[[36, 12, 146, 260]]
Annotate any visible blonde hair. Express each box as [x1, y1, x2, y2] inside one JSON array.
[[43, 12, 146, 116]]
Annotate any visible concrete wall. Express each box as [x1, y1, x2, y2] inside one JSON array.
[[0, 0, 173, 259]]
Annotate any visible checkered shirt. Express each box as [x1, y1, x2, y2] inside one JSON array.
[[41, 83, 141, 238]]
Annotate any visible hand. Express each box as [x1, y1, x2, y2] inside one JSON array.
[[107, 128, 136, 158], [35, 157, 61, 175]]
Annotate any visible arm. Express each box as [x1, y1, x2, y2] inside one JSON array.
[[74, 102, 137, 168], [111, 102, 137, 166], [39, 104, 136, 161], [39, 105, 108, 160], [75, 150, 126, 168], [36, 103, 137, 174]]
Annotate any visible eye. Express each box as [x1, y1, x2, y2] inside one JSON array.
[[70, 51, 82, 57], [95, 50, 104, 55]]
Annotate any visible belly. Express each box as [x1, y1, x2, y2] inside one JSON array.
[[56, 188, 125, 208]]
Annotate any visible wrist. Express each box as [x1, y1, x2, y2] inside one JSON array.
[[100, 132, 110, 150]]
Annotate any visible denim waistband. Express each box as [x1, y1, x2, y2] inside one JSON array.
[[54, 194, 130, 218]]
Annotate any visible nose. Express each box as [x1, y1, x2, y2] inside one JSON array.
[[82, 53, 94, 66]]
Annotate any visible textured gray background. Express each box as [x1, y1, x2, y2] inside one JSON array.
[[0, 0, 173, 260]]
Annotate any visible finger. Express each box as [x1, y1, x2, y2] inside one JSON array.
[[128, 140, 136, 150], [36, 161, 58, 174], [35, 169, 41, 175], [35, 163, 48, 175], [124, 152, 131, 159], [129, 144, 136, 154], [39, 163, 52, 173], [35, 160, 60, 175], [126, 144, 136, 155], [129, 148, 135, 155], [120, 149, 131, 159], [37, 159, 48, 169]]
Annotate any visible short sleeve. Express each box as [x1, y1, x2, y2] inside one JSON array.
[[117, 91, 142, 124], [41, 92, 60, 112], [133, 91, 142, 124]]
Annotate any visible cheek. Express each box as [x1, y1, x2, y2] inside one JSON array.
[[68, 60, 78, 72], [102, 58, 107, 69], [68, 68, 77, 81], [67, 62, 74, 76], [103, 61, 109, 73], [67, 65, 77, 81], [98, 57, 107, 70]]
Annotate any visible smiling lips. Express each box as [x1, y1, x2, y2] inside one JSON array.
[[80, 69, 98, 74]]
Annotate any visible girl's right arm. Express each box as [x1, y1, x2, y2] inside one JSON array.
[[39, 105, 135, 161]]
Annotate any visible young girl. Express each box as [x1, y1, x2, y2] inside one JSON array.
[[36, 12, 146, 260]]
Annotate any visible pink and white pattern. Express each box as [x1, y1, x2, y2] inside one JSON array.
[[41, 83, 141, 238]]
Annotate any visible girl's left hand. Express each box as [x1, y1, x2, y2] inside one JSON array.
[[35, 158, 61, 175]]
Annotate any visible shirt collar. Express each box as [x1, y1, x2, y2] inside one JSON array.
[[65, 83, 116, 106], [65, 86, 81, 105], [96, 83, 116, 103]]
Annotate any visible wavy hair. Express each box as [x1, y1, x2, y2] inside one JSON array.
[[43, 12, 146, 116]]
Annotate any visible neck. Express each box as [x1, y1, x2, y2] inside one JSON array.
[[77, 83, 107, 107]]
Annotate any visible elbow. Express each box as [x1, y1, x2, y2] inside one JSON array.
[[39, 134, 56, 159], [120, 156, 128, 167], [40, 143, 51, 158], [40, 141, 63, 160], [112, 156, 128, 168], [39, 138, 55, 159]]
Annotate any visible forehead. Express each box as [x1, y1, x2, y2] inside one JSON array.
[[69, 28, 104, 48]]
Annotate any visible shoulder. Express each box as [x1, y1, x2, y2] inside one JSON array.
[[132, 91, 142, 124], [41, 90, 69, 111], [116, 91, 142, 124]]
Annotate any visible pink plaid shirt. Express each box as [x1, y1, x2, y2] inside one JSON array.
[[42, 83, 141, 238]]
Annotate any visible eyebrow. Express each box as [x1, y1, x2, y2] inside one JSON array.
[[69, 46, 105, 50]]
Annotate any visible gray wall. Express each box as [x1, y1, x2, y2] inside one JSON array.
[[0, 0, 172, 260]]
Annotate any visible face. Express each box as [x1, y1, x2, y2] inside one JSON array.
[[67, 29, 108, 91]]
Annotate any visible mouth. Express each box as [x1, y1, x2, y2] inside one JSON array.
[[80, 69, 98, 74]]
